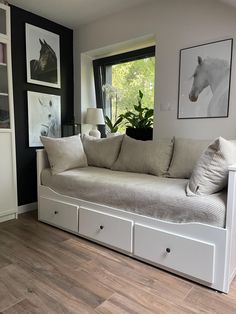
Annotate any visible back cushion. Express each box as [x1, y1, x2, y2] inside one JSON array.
[[82, 134, 124, 169], [112, 135, 174, 176], [186, 137, 236, 196], [41, 135, 87, 175], [167, 138, 211, 179]]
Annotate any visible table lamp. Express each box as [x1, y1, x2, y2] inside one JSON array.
[[86, 108, 105, 138]]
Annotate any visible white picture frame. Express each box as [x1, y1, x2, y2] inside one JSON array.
[[178, 39, 233, 119], [25, 24, 61, 88], [27, 91, 61, 147]]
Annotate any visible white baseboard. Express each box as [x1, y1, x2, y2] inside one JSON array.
[[18, 202, 38, 214]]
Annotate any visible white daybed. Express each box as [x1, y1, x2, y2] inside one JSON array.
[[36, 144, 236, 293]]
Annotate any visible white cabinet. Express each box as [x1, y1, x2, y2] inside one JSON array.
[[0, 3, 17, 222]]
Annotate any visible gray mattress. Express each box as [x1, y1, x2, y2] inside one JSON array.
[[41, 167, 227, 227]]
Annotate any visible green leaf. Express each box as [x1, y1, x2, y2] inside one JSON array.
[[139, 90, 143, 99], [105, 115, 123, 133], [113, 116, 123, 128], [105, 116, 113, 129], [145, 109, 154, 119], [121, 90, 154, 129]]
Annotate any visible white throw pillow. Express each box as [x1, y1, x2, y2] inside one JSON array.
[[186, 137, 236, 196], [41, 135, 87, 174], [112, 135, 174, 176], [82, 134, 124, 169], [167, 138, 211, 179]]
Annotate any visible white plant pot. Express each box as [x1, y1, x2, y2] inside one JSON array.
[[106, 132, 120, 138]]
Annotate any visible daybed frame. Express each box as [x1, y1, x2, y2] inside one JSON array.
[[37, 149, 236, 293]]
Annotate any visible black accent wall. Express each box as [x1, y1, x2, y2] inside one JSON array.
[[11, 5, 74, 206]]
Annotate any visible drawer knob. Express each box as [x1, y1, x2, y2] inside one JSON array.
[[54, 211, 58, 215], [166, 248, 171, 253], [100, 225, 104, 230]]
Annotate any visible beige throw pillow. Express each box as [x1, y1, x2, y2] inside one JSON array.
[[82, 134, 124, 169], [186, 137, 236, 196], [167, 138, 211, 178], [41, 135, 87, 174], [112, 135, 173, 176]]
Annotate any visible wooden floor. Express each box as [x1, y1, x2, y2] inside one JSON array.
[[1, 213, 236, 314]]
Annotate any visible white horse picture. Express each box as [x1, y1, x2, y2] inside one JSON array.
[[178, 39, 232, 119], [27, 91, 61, 147], [38, 98, 60, 138], [189, 56, 229, 116]]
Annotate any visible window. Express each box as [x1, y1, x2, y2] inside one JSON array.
[[93, 46, 155, 133]]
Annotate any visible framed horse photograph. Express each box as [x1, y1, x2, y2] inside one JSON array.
[[27, 91, 61, 147], [25, 24, 61, 88], [177, 38, 233, 119]]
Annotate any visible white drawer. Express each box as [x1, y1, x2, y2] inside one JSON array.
[[134, 224, 215, 283], [39, 197, 78, 232], [79, 207, 133, 252]]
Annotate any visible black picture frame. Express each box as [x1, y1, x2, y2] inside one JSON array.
[[25, 23, 61, 88], [177, 38, 233, 119]]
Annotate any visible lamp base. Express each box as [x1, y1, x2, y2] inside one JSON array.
[[89, 126, 101, 138]]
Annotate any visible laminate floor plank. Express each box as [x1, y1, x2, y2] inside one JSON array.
[[0, 237, 113, 310], [0, 265, 29, 312], [0, 252, 12, 269], [0, 264, 95, 314], [83, 246, 192, 302], [95, 293, 155, 314], [79, 260, 198, 314], [0, 211, 236, 314], [0, 228, 90, 270], [0, 217, 72, 244], [183, 286, 236, 314], [61, 237, 189, 290], [0, 243, 107, 311], [2, 298, 43, 314]]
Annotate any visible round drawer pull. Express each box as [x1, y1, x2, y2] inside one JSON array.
[[100, 225, 104, 230], [54, 211, 58, 215], [166, 248, 171, 253]]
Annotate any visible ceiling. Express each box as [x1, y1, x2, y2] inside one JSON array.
[[8, 0, 236, 30], [9, 0, 154, 29], [219, 0, 236, 8]]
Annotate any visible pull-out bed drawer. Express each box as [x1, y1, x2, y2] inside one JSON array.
[[79, 207, 133, 253], [134, 223, 215, 283], [39, 197, 79, 232]]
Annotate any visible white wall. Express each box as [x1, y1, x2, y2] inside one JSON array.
[[79, 53, 96, 134], [74, 0, 236, 139]]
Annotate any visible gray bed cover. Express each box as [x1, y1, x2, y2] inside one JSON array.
[[41, 166, 226, 227]]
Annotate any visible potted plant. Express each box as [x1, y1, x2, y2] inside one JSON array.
[[102, 83, 123, 137], [121, 90, 154, 141], [104, 115, 123, 137]]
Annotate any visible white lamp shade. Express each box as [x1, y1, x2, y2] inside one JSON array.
[[86, 108, 105, 125]]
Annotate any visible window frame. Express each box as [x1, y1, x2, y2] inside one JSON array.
[[93, 45, 155, 136]]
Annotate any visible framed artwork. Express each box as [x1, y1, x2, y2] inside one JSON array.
[[25, 24, 61, 88], [27, 91, 61, 147], [178, 38, 233, 119]]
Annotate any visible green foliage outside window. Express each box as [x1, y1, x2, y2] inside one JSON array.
[[120, 90, 154, 129], [111, 56, 155, 131]]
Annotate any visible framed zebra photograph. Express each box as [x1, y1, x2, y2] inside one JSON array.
[[177, 38, 233, 119], [25, 24, 61, 88]]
